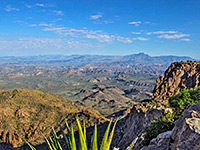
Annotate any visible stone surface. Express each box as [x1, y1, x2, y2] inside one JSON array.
[[169, 102, 200, 150], [140, 131, 171, 150], [150, 131, 171, 146], [117, 106, 163, 149]]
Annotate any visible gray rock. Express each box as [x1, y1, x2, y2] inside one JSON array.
[[170, 102, 200, 150], [117, 107, 163, 149], [140, 131, 171, 150], [150, 131, 171, 146]]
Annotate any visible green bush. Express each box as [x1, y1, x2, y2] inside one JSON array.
[[142, 113, 174, 145], [143, 86, 200, 146], [169, 86, 200, 119]]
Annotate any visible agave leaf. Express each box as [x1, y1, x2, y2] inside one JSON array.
[[106, 119, 118, 149], [52, 127, 63, 150], [100, 120, 112, 150], [76, 118, 88, 150], [40, 131, 53, 150], [49, 136, 57, 150], [71, 126, 77, 150], [83, 120, 87, 142], [26, 141, 37, 150], [66, 121, 72, 146], [90, 124, 98, 150], [59, 124, 70, 150]]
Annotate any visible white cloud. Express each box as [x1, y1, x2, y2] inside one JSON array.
[[133, 37, 149, 41], [117, 36, 133, 43], [84, 34, 115, 43], [54, 10, 64, 16], [5, 5, 19, 12], [0, 37, 101, 51], [43, 26, 148, 43], [128, 21, 141, 26], [93, 20, 114, 24], [25, 4, 32, 8], [146, 31, 178, 35], [131, 32, 141, 35], [43, 27, 113, 43], [43, 27, 102, 38], [157, 33, 190, 39], [29, 24, 37, 27], [180, 38, 191, 42], [90, 15, 102, 20], [36, 3, 45, 7], [39, 23, 54, 27]]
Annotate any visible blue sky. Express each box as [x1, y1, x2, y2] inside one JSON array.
[[0, 0, 200, 58]]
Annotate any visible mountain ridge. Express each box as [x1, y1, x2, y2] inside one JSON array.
[[0, 53, 195, 76]]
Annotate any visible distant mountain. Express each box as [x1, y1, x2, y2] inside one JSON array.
[[122, 53, 193, 64], [0, 53, 195, 76]]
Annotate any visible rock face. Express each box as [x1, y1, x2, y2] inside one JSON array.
[[170, 102, 200, 150], [152, 61, 200, 101], [117, 107, 163, 149]]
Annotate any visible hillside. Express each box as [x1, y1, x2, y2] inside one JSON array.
[[0, 89, 108, 147]]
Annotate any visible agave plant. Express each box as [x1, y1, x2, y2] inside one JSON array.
[[28, 118, 118, 150]]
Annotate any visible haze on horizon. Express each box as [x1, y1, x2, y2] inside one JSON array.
[[0, 0, 200, 59]]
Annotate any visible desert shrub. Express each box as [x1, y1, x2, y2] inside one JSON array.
[[143, 86, 200, 146], [142, 113, 174, 145], [169, 86, 200, 119]]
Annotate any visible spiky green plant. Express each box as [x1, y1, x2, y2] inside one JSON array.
[[28, 118, 118, 150]]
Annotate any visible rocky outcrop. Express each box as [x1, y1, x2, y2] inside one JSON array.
[[117, 106, 163, 149], [140, 102, 200, 150], [117, 61, 200, 149], [169, 102, 200, 150], [152, 61, 200, 101]]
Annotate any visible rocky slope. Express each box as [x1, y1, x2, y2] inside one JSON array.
[[0, 89, 108, 148], [116, 61, 200, 149]]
